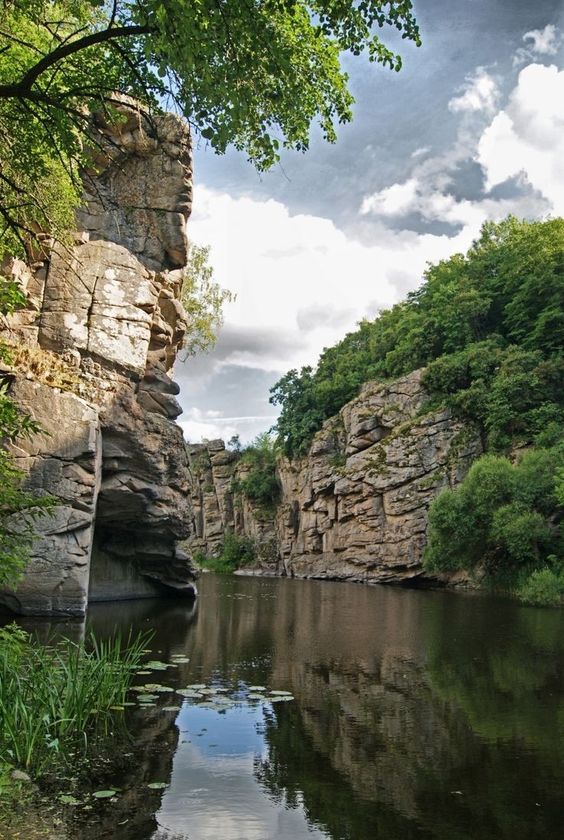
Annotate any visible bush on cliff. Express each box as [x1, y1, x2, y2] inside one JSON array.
[[231, 433, 281, 509], [423, 430, 564, 602]]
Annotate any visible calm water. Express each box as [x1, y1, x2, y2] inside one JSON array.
[[7, 574, 564, 840]]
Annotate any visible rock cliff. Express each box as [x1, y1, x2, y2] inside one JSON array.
[[0, 100, 197, 615], [188, 369, 481, 585], [186, 440, 279, 570]]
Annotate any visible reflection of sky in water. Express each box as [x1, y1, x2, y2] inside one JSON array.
[[153, 703, 329, 840]]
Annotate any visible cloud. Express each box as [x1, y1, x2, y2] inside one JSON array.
[[523, 24, 562, 55], [514, 24, 562, 66], [179, 407, 276, 444], [448, 67, 500, 114], [478, 63, 564, 214], [296, 303, 355, 333], [360, 178, 419, 217]]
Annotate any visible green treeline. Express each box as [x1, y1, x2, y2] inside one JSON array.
[[271, 217, 564, 601], [271, 217, 564, 458]]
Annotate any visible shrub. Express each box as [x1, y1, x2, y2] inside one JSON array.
[[517, 566, 564, 607], [231, 433, 280, 508], [195, 532, 256, 574], [424, 439, 564, 584]]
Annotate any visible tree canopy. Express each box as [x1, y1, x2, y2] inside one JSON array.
[[0, 0, 420, 258], [271, 217, 564, 457]]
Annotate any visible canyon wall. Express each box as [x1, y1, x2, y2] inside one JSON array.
[[0, 101, 197, 615], [189, 370, 482, 585]]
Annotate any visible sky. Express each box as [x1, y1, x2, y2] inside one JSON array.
[[174, 0, 564, 445]]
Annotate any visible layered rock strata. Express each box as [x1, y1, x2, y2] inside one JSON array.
[[0, 101, 197, 615], [188, 370, 481, 585], [186, 440, 279, 571]]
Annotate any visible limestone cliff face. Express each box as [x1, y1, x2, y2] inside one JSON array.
[[187, 370, 481, 585], [186, 440, 279, 570], [0, 101, 197, 615], [275, 369, 481, 583]]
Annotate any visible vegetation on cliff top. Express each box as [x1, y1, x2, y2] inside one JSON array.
[[271, 217, 564, 458], [0, 0, 419, 259]]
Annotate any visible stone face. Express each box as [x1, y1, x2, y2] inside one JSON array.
[[1, 380, 101, 616], [185, 370, 481, 586], [275, 371, 482, 584], [185, 441, 280, 573], [0, 100, 197, 615]]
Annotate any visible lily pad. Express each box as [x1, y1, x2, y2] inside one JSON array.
[[176, 689, 203, 698], [270, 695, 294, 702], [93, 790, 117, 799], [109, 705, 124, 711], [248, 685, 267, 691], [142, 683, 174, 693], [247, 693, 267, 700], [269, 690, 293, 696], [147, 782, 167, 790], [186, 683, 206, 690], [137, 693, 159, 702], [136, 670, 152, 675], [144, 661, 170, 670], [59, 794, 81, 806], [162, 706, 181, 712]]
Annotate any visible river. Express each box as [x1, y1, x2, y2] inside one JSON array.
[[6, 573, 564, 840]]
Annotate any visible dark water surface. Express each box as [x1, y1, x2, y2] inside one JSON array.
[[8, 574, 564, 840]]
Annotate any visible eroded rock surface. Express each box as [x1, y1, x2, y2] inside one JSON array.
[[186, 370, 481, 585], [0, 100, 197, 615], [276, 370, 481, 584], [186, 440, 279, 572]]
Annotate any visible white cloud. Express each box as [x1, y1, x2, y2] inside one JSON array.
[[478, 63, 564, 213], [360, 178, 418, 216], [448, 67, 500, 114], [523, 24, 562, 55]]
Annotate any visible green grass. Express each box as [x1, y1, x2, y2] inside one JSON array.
[[0, 624, 148, 777]]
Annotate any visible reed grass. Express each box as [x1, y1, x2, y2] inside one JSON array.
[[0, 623, 149, 777]]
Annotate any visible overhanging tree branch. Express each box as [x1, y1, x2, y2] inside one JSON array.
[[0, 24, 152, 98]]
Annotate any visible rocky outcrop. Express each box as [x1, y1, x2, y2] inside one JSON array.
[[186, 440, 279, 571], [187, 370, 481, 585], [0, 100, 197, 615], [276, 369, 482, 584]]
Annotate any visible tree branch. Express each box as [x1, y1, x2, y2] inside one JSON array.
[[0, 24, 153, 98]]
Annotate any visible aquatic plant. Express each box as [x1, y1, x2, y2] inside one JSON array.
[[0, 624, 148, 777]]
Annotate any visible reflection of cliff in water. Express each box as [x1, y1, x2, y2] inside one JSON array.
[[245, 582, 564, 840], [5, 577, 564, 839]]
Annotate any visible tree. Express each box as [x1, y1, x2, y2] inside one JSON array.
[[0, 1, 420, 257], [181, 243, 233, 355]]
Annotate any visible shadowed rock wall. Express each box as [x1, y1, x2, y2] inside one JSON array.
[[0, 100, 197, 615]]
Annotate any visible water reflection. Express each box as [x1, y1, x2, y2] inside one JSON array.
[[4, 575, 564, 839]]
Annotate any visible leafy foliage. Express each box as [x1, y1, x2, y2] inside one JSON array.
[[232, 433, 280, 508], [181, 243, 234, 355], [195, 531, 256, 574], [423, 435, 564, 601], [271, 217, 564, 457], [0, 1, 420, 257]]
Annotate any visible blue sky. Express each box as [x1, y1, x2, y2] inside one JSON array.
[[174, 0, 564, 444]]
